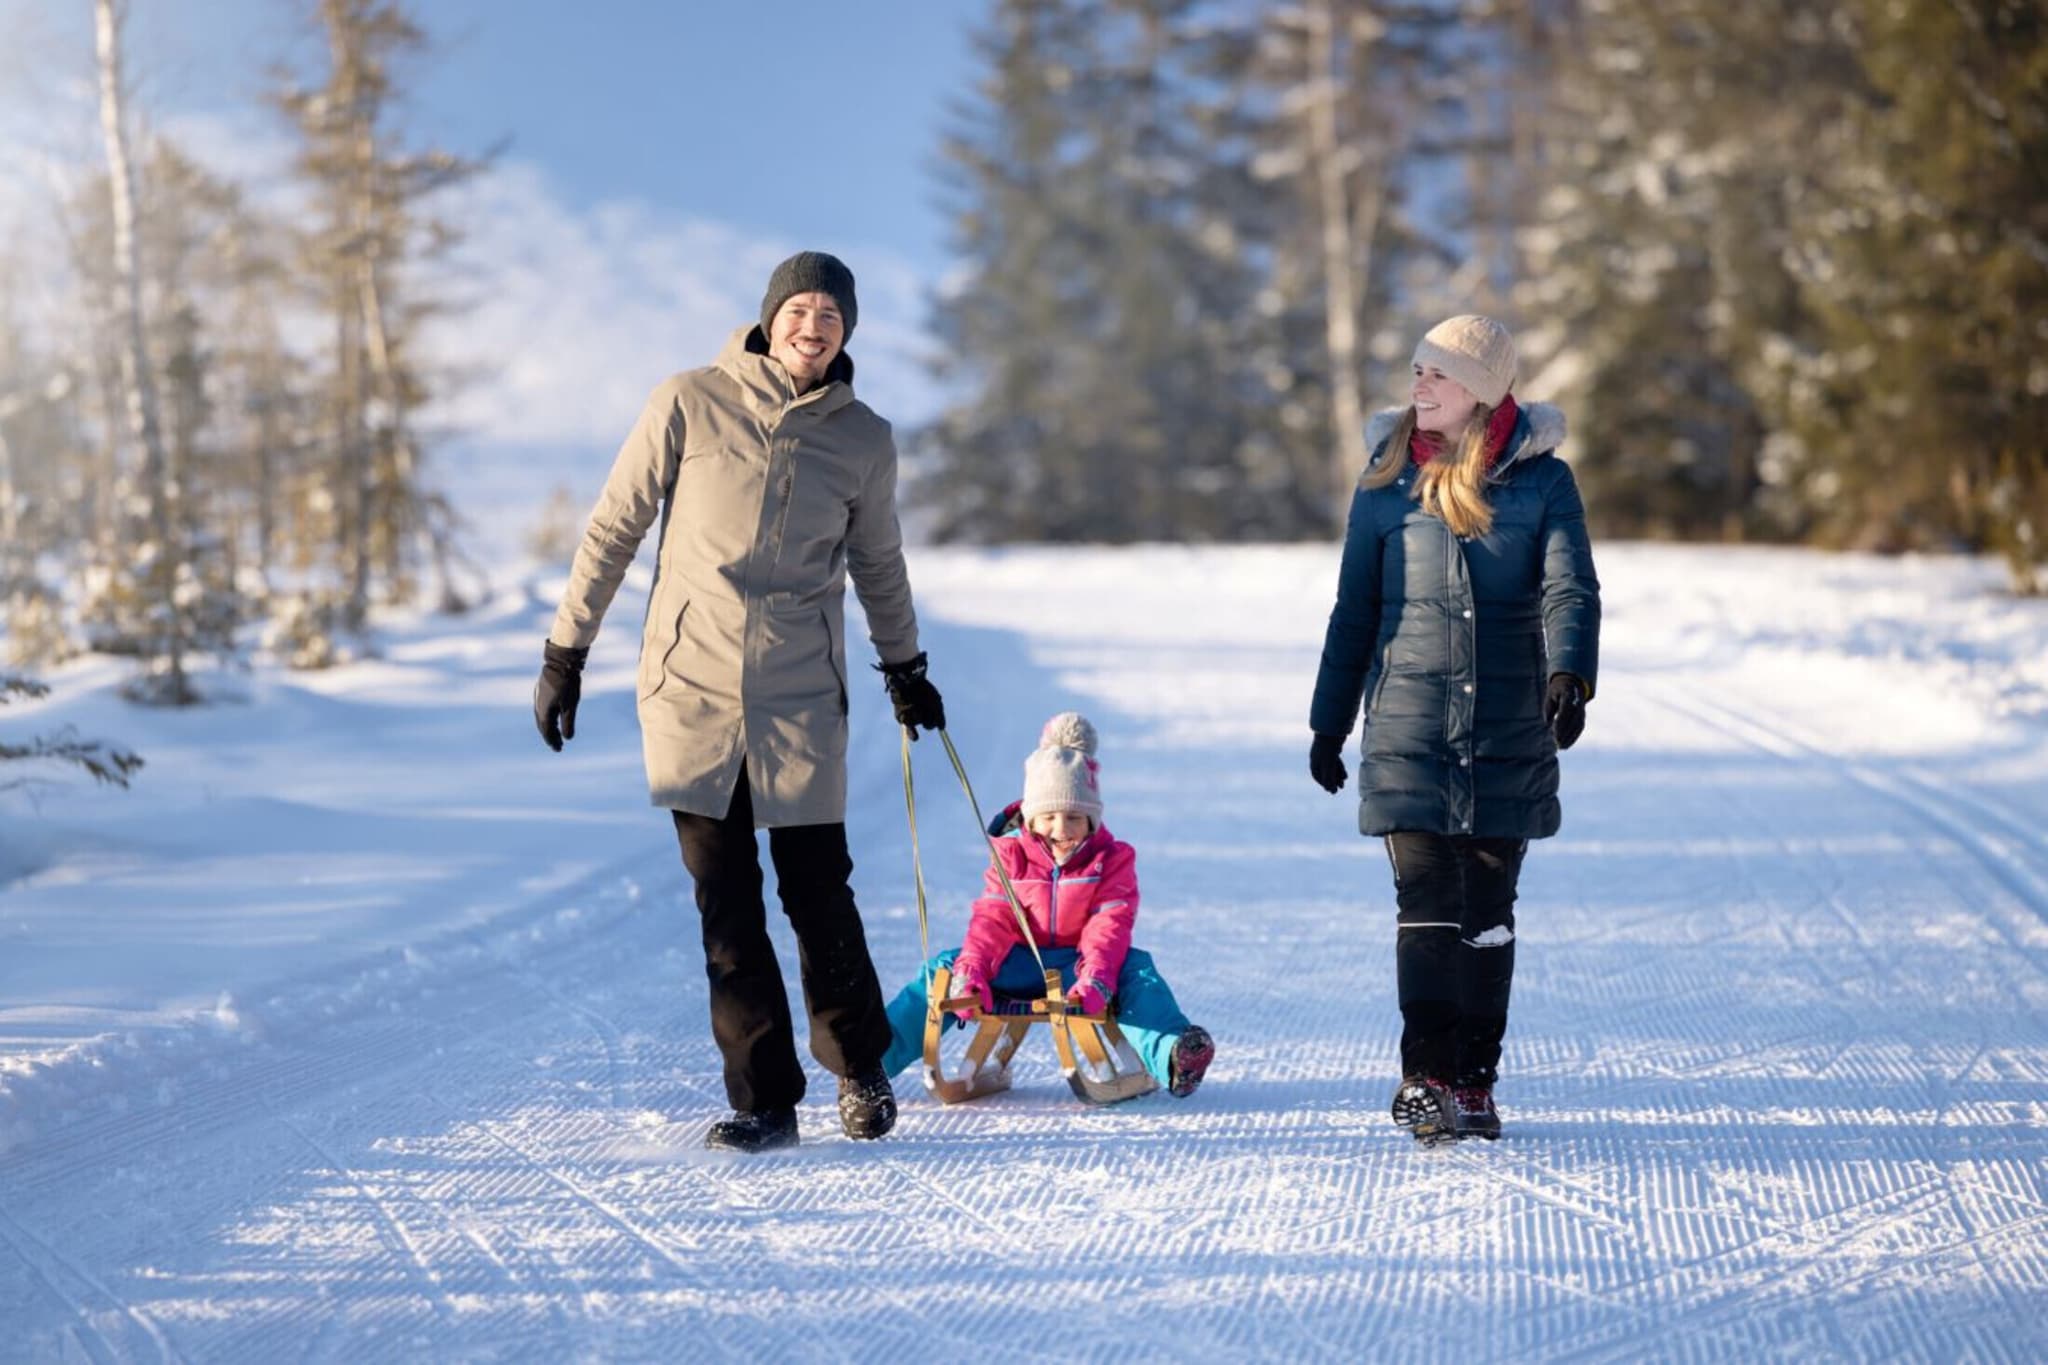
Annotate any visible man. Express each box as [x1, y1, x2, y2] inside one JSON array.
[[533, 251, 945, 1153]]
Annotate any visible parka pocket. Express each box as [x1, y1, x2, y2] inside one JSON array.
[[819, 607, 848, 716], [1363, 641, 1395, 724], [640, 598, 690, 702]]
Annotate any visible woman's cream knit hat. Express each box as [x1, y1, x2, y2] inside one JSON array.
[[1413, 314, 1518, 407]]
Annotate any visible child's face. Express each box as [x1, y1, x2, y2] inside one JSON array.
[[1029, 809, 1093, 861]]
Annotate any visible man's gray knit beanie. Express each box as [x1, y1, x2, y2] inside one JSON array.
[[759, 251, 858, 342]]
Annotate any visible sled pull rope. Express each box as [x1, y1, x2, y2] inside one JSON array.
[[900, 729, 934, 967], [938, 729, 1049, 976], [899, 728, 1048, 980]]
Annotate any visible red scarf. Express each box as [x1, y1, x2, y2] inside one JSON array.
[[1409, 393, 1520, 469]]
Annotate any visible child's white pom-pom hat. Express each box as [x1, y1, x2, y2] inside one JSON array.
[[1021, 712, 1104, 824]]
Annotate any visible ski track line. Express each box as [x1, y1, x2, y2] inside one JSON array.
[[0, 875, 675, 1200], [1677, 775, 1902, 1020], [1, 876, 706, 1360], [443, 1215, 576, 1344], [1637, 1200, 2048, 1363], [1659, 686, 2048, 969], [1460, 1144, 1638, 1240], [1614, 1174, 1968, 1334], [421, 1100, 823, 1365], [0, 839, 684, 1170], [1938, 1165, 2040, 1342], [271, 1112, 465, 1332], [883, 1150, 1012, 1244], [4, 861, 689, 1203], [1759, 812, 1896, 990], [394, 1110, 606, 1351], [0, 1017, 425, 1201], [0, 1198, 127, 1365], [1896, 758, 2048, 873], [1248, 1151, 1358, 1361], [0, 1194, 181, 1364], [515, 966, 632, 1114]]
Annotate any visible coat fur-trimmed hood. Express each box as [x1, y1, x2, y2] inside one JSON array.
[[1364, 401, 1568, 475]]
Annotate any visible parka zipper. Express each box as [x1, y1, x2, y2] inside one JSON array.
[[1048, 862, 1060, 942]]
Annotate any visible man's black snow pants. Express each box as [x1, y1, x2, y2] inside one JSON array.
[[672, 769, 892, 1113], [1384, 832, 1528, 1088]]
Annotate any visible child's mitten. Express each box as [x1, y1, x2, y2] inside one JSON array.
[[949, 960, 993, 1017], [1065, 977, 1109, 1016]]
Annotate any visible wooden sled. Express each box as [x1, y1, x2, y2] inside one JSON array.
[[923, 965, 1159, 1105]]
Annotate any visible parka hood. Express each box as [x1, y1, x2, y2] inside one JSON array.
[[987, 798, 1115, 872], [731, 322, 856, 392], [1364, 401, 1567, 475]]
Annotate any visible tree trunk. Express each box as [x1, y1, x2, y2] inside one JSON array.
[[359, 257, 418, 599], [94, 0, 190, 701], [1307, 0, 1372, 518], [328, 9, 375, 631], [0, 423, 18, 574]]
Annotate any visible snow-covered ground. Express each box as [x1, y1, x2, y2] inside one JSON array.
[[2, 541, 2045, 1361]]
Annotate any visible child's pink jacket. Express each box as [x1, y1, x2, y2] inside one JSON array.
[[954, 801, 1139, 1000]]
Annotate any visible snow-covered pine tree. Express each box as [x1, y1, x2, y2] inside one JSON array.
[[919, 0, 1271, 542], [1761, 0, 2047, 589], [270, 0, 480, 635], [1504, 0, 1779, 541], [0, 274, 81, 670], [1510, 0, 2045, 589]]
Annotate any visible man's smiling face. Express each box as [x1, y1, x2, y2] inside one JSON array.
[[768, 291, 845, 390]]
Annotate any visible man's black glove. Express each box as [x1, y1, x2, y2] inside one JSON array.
[[1545, 672, 1587, 750], [535, 640, 589, 752], [878, 652, 945, 739], [1309, 732, 1348, 794]]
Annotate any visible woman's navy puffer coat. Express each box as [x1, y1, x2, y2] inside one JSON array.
[[1310, 402, 1601, 839]]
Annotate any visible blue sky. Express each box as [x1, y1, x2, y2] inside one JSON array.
[[7, 2, 980, 265], [1, 3, 984, 449]]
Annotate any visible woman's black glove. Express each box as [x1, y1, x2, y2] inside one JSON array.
[[535, 640, 589, 751], [878, 652, 945, 739], [1545, 672, 1587, 750], [1309, 732, 1348, 794]]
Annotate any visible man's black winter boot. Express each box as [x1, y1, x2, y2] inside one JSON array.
[[838, 1067, 897, 1140], [704, 1107, 799, 1153], [1390, 1075, 1457, 1146]]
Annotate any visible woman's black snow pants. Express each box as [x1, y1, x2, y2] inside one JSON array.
[[1385, 832, 1528, 1087], [671, 769, 892, 1113]]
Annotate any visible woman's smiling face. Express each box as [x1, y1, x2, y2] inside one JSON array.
[[1412, 363, 1482, 435]]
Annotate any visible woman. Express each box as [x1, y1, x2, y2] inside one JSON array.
[[1308, 314, 1600, 1144], [533, 251, 946, 1154]]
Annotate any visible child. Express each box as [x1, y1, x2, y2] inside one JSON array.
[[880, 713, 1214, 1097]]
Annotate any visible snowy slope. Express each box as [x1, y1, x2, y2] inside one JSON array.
[[1, 543, 2045, 1361]]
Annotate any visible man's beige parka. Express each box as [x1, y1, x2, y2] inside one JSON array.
[[549, 325, 920, 827]]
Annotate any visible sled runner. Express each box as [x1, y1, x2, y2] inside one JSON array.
[[902, 732, 1160, 1107], [922, 964, 1158, 1105]]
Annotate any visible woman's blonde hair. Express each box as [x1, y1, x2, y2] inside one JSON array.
[[1358, 403, 1499, 540]]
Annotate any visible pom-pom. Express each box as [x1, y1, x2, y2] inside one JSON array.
[[1038, 712, 1097, 755]]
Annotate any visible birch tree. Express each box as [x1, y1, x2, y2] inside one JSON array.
[[1302, 0, 1375, 500], [92, 0, 196, 703]]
